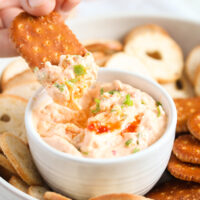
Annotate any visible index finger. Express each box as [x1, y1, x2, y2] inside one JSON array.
[[0, 0, 20, 10], [19, 0, 56, 16]]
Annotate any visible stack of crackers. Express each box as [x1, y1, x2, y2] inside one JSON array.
[[85, 24, 198, 99], [0, 131, 76, 199], [0, 12, 200, 199]]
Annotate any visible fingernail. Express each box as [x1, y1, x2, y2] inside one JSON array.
[[28, 0, 45, 8]]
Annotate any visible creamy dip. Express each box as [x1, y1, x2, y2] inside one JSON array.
[[33, 79, 167, 158], [34, 52, 98, 109]]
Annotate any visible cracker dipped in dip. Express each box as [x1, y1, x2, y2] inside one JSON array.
[[33, 53, 167, 159]]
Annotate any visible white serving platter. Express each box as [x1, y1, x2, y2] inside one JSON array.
[[0, 14, 199, 200]]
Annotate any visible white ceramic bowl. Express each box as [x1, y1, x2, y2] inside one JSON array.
[[0, 14, 199, 200], [25, 69, 176, 200]]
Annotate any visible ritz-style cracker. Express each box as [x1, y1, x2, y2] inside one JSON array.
[[167, 154, 200, 183], [187, 111, 200, 141], [174, 97, 200, 133], [173, 134, 200, 164], [147, 179, 200, 200], [10, 12, 86, 70]]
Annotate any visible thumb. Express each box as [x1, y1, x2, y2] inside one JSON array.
[[19, 0, 56, 16]]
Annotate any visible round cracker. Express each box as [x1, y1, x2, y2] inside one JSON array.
[[161, 74, 195, 98], [173, 135, 200, 164], [124, 24, 169, 44], [90, 194, 151, 200], [9, 176, 28, 193], [92, 51, 111, 67], [3, 80, 41, 100], [105, 52, 151, 78], [28, 186, 48, 200], [174, 97, 200, 133], [83, 39, 123, 54], [124, 24, 184, 83], [185, 45, 200, 85], [44, 192, 72, 200], [0, 153, 17, 175], [0, 133, 43, 185], [0, 165, 13, 180], [194, 65, 200, 96], [2, 70, 36, 91], [167, 154, 200, 183], [187, 111, 200, 141], [0, 57, 29, 87], [0, 94, 27, 143], [146, 179, 200, 199]]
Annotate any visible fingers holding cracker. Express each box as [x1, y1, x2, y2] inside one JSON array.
[[167, 154, 200, 183], [173, 135, 200, 164], [10, 12, 86, 70]]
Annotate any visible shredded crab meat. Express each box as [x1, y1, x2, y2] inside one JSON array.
[[35, 52, 98, 109]]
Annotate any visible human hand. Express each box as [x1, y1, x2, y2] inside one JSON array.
[[0, 0, 80, 57]]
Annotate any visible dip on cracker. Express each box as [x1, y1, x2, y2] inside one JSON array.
[[34, 52, 98, 109]]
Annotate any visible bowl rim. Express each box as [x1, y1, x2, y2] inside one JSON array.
[[67, 12, 200, 27], [0, 178, 35, 200], [25, 68, 177, 165]]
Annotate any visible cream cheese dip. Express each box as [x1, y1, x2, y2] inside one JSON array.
[[33, 54, 167, 159]]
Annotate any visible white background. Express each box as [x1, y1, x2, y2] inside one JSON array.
[[75, 0, 200, 21]]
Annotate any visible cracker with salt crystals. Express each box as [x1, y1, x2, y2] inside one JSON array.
[[187, 111, 200, 141], [146, 179, 200, 200], [173, 134, 200, 164], [44, 191, 72, 200], [90, 193, 152, 200], [174, 97, 200, 133], [10, 12, 86, 70], [9, 176, 29, 193], [0, 133, 43, 185], [167, 154, 200, 183]]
